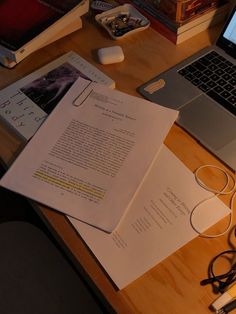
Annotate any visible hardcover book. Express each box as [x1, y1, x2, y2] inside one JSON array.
[[0, 0, 89, 67]]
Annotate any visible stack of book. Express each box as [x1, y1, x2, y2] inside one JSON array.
[[0, 0, 89, 68], [117, 0, 230, 44]]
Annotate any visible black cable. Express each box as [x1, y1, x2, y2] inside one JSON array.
[[200, 250, 236, 293]]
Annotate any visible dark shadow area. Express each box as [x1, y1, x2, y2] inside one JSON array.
[[0, 164, 115, 314], [0, 164, 46, 228]]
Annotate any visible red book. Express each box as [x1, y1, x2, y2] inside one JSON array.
[[0, 0, 89, 67], [0, 0, 81, 51]]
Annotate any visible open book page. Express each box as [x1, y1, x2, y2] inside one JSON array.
[[0, 78, 178, 232], [69, 145, 230, 289]]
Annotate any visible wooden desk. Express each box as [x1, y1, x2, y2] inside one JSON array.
[[0, 15, 235, 314]]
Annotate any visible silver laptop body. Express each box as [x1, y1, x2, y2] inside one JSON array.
[[138, 6, 236, 171]]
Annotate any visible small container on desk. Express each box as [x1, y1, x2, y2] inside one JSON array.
[[95, 4, 150, 39]]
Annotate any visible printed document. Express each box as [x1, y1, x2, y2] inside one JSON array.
[[0, 78, 178, 232], [69, 145, 230, 289]]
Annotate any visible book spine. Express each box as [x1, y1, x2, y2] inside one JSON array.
[[176, 8, 228, 44]]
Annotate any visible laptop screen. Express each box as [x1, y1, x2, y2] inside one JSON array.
[[217, 6, 236, 58], [223, 9, 236, 44]]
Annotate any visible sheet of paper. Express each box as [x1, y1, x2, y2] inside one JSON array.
[[69, 145, 230, 289], [0, 78, 178, 232]]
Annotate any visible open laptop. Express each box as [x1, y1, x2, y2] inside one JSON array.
[[138, 5, 236, 171]]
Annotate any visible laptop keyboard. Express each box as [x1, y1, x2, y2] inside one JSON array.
[[178, 51, 236, 115]]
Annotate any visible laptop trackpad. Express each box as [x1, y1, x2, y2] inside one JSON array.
[[178, 95, 236, 151]]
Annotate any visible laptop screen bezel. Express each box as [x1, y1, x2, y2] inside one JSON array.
[[216, 5, 236, 59]]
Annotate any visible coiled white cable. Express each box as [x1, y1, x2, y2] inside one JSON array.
[[190, 164, 236, 238]]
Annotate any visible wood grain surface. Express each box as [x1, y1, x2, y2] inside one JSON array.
[[0, 15, 235, 314]]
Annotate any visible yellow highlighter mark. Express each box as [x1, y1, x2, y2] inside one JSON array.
[[33, 170, 105, 200]]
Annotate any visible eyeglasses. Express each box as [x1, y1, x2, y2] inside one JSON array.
[[201, 249, 236, 293]]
